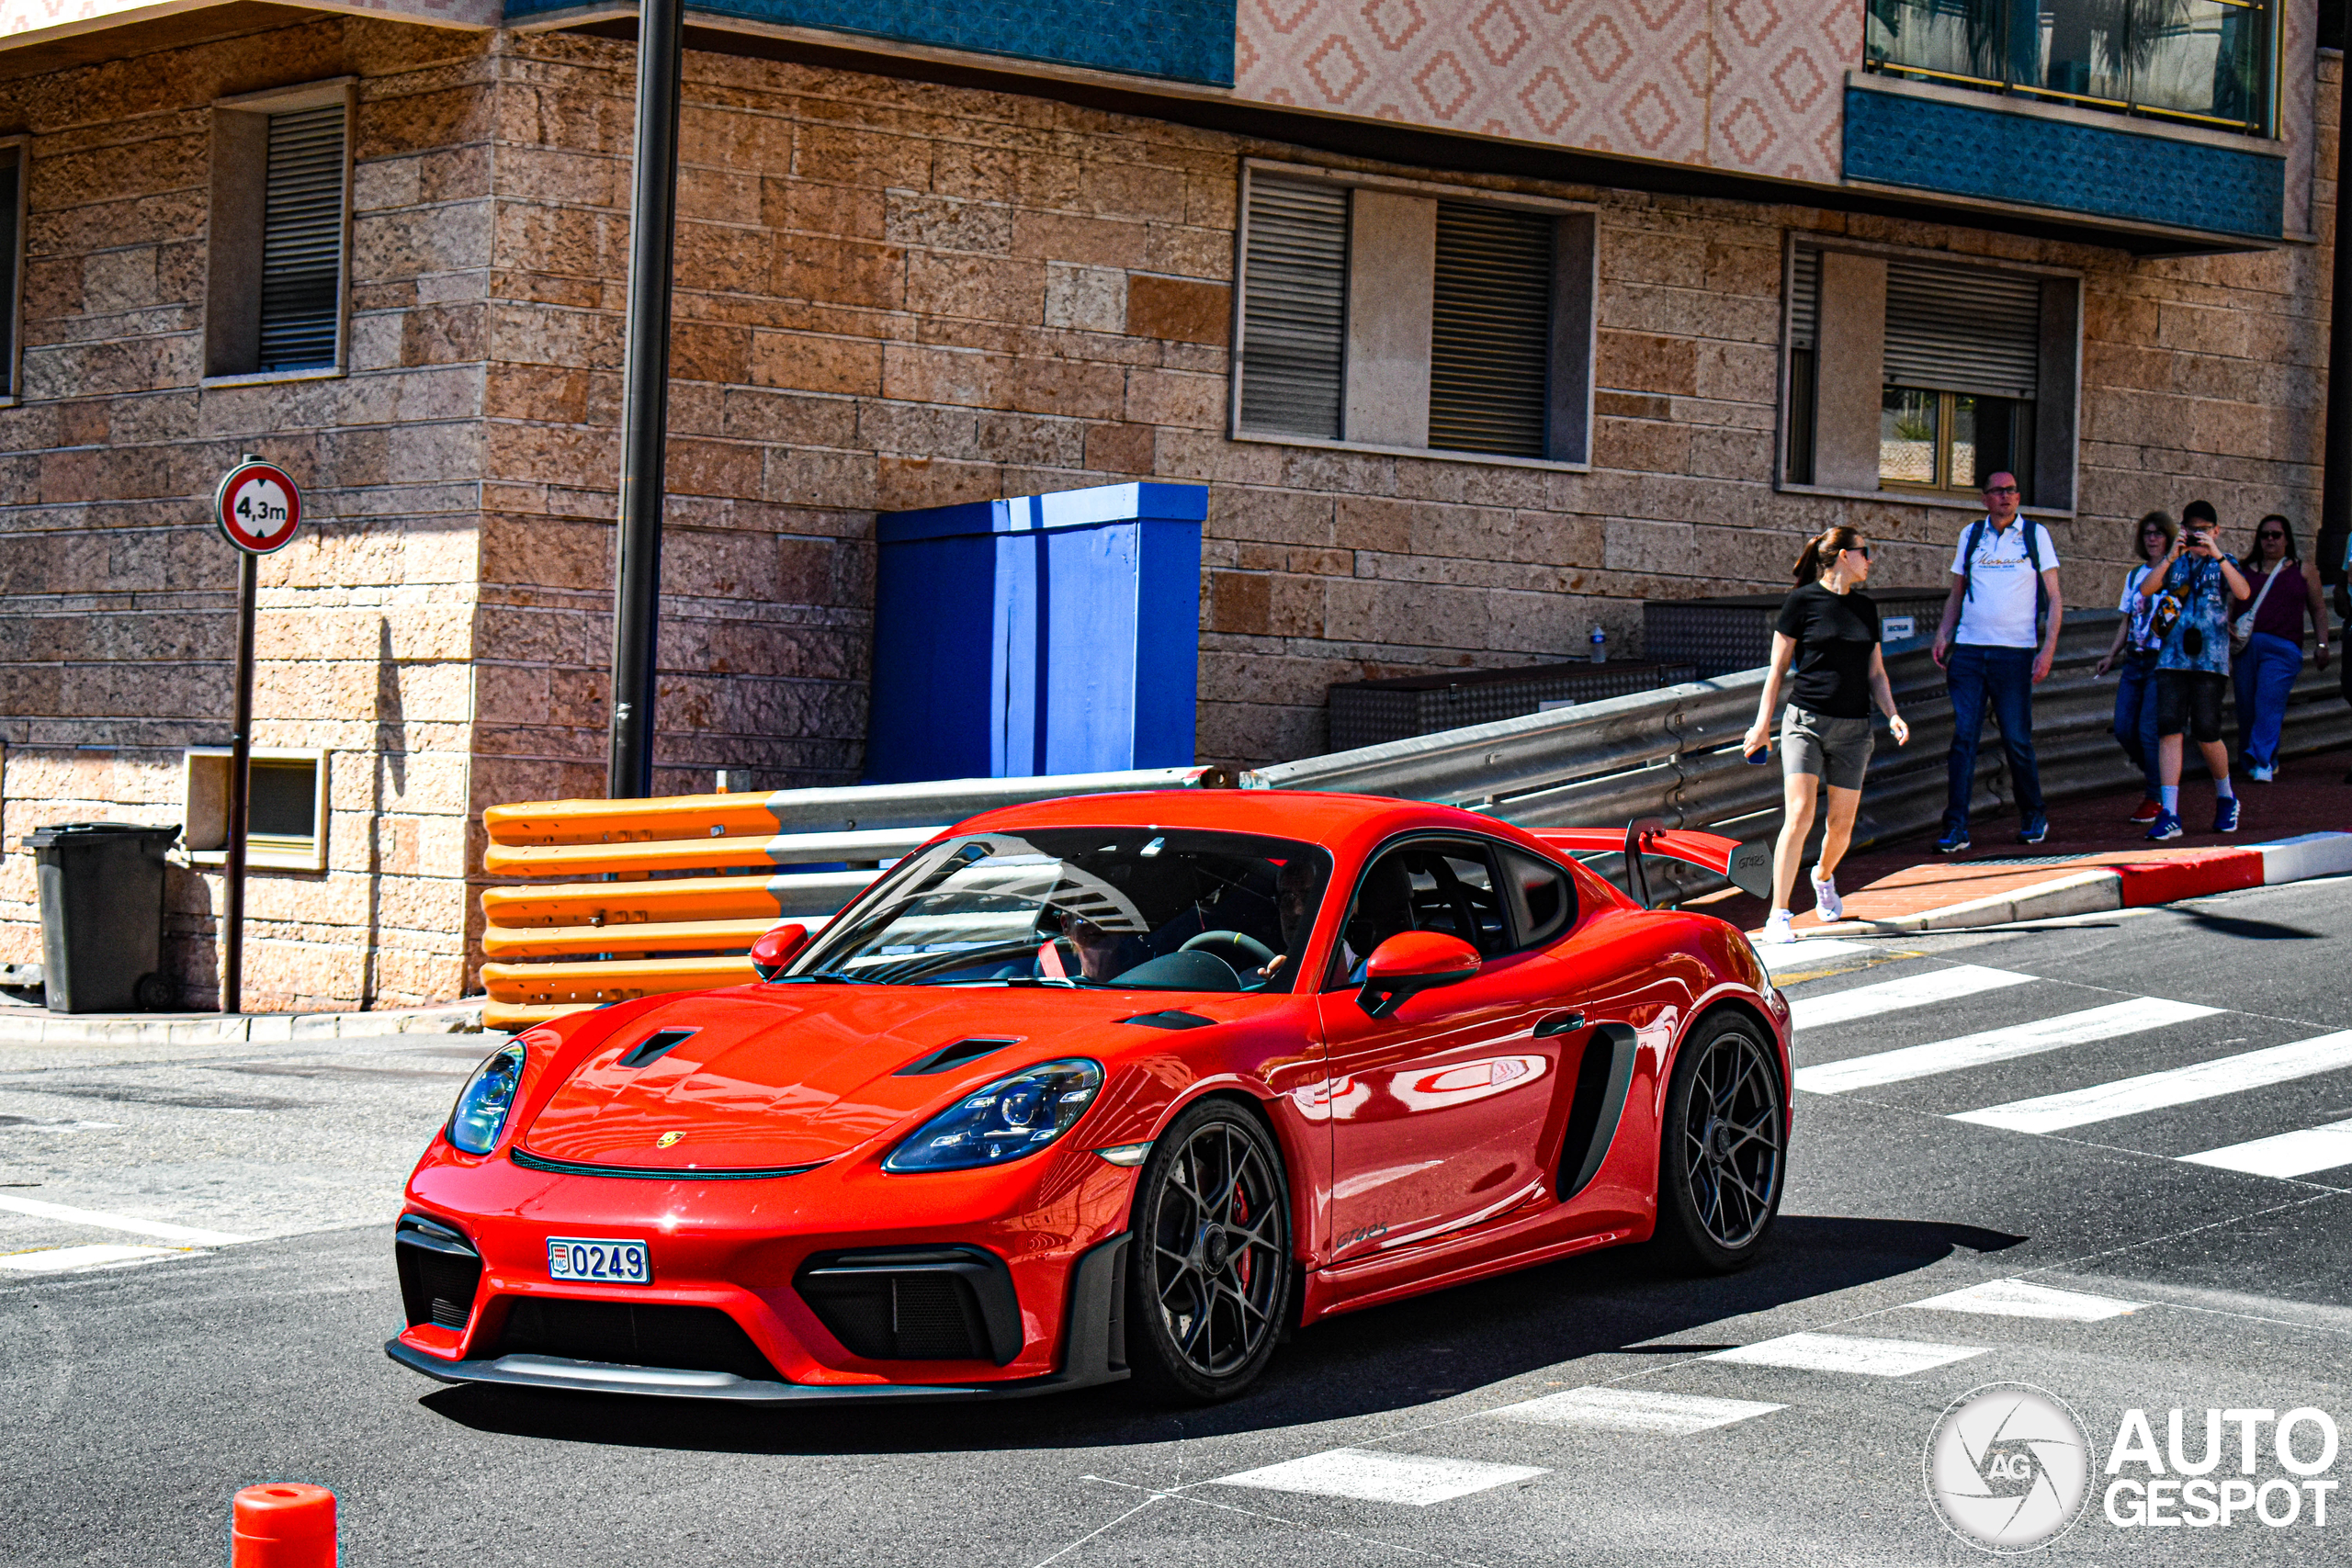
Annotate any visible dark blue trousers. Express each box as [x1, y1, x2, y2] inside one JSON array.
[[1944, 645, 2046, 833]]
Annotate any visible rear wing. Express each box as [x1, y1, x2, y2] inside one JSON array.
[[1531, 818, 1771, 909]]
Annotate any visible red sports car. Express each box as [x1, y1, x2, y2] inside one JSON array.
[[390, 791, 1791, 1405]]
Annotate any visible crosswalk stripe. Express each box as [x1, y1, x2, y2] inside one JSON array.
[[0, 1193, 252, 1247], [1789, 964, 2036, 1031], [1951, 1031, 2352, 1134], [1487, 1386, 1783, 1434], [1707, 1332, 1985, 1376], [2181, 1116, 2352, 1179], [1902, 1279, 2143, 1320], [1210, 1450, 1548, 1506], [1755, 938, 1871, 973], [1792, 997, 2220, 1095]]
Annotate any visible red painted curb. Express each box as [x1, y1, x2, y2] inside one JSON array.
[[2110, 848, 2265, 908]]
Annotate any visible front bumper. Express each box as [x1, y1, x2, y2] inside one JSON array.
[[387, 1230, 1133, 1404]]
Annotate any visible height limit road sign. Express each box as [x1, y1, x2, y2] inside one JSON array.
[[214, 458, 301, 554]]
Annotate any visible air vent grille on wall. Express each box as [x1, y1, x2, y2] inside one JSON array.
[[1428, 202, 1553, 458], [1883, 257, 2041, 401], [1238, 175, 1348, 440], [258, 104, 345, 371]]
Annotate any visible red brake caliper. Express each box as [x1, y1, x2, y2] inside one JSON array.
[[1231, 1182, 1251, 1289]]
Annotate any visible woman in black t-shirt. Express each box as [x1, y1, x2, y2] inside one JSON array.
[[1741, 525, 1912, 944]]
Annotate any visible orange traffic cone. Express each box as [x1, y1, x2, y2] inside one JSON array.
[[231, 1483, 335, 1567]]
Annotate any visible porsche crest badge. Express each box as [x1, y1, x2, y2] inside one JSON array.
[[656, 1131, 684, 1148]]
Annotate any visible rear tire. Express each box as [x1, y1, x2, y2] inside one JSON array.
[[1124, 1098, 1292, 1404], [133, 972, 175, 1011], [1653, 1010, 1786, 1273]]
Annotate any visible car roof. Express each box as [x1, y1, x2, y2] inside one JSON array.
[[953, 789, 1520, 848]]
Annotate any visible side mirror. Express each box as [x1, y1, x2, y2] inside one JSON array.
[[750, 923, 811, 982], [1357, 931, 1481, 1019]]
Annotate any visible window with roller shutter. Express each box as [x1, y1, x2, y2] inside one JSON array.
[[1781, 238, 2076, 510], [1233, 164, 1594, 467], [257, 106, 346, 373]]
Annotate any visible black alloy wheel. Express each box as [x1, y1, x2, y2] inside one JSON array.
[[1654, 1010, 1786, 1272], [1125, 1099, 1292, 1404]]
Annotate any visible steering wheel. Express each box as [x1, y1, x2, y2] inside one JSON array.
[[1181, 931, 1277, 973]]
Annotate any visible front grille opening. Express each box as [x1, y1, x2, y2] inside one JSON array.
[[493, 1299, 782, 1383], [798, 1269, 996, 1361], [395, 1239, 482, 1332]]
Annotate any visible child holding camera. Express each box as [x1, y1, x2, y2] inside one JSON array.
[[2138, 499, 2251, 840]]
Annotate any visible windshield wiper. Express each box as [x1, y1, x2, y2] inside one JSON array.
[[771, 970, 878, 985]]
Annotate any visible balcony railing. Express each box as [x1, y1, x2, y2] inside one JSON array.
[[1863, 0, 2273, 137]]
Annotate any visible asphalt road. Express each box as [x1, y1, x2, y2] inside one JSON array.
[[8, 876, 2352, 1565]]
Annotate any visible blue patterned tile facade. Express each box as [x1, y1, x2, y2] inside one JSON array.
[[1844, 85, 2283, 240], [508, 0, 1236, 85]]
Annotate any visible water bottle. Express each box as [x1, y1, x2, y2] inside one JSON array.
[[1589, 626, 1607, 664]]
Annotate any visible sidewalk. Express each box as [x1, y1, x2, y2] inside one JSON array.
[[1702, 745, 2352, 936], [0, 998, 485, 1045]]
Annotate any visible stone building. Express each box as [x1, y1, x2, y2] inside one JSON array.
[[0, 0, 2334, 1010]]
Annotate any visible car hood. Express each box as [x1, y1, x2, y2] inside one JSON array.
[[516, 985, 1257, 1172]]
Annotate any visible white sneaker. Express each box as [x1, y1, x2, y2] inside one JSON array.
[[1810, 867, 1843, 921], [1758, 910, 1796, 945], [2251, 764, 2275, 783]]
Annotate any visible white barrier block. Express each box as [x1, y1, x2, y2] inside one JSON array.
[[2255, 832, 2352, 886]]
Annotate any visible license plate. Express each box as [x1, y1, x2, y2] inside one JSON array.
[[547, 1236, 650, 1284]]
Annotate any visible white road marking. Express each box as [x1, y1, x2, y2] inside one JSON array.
[[1487, 1386, 1784, 1435], [1209, 1449, 1548, 1506], [0, 1194, 253, 1247], [1755, 938, 1871, 973], [0, 1243, 183, 1273], [2181, 1116, 2352, 1179], [1708, 1332, 1986, 1377], [1789, 964, 2036, 1031], [1903, 1278, 2143, 1320], [1951, 1031, 2352, 1134], [1792, 998, 2221, 1094]]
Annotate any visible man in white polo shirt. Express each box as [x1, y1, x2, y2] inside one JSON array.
[[1929, 470, 2064, 852]]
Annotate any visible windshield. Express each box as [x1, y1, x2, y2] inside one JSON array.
[[788, 829, 1333, 993]]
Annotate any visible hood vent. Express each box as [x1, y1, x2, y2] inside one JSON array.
[[616, 1028, 697, 1070], [1122, 1010, 1214, 1030], [895, 1036, 1018, 1077]]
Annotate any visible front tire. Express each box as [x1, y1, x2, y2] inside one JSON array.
[[1125, 1099, 1292, 1404], [1654, 1010, 1786, 1273]]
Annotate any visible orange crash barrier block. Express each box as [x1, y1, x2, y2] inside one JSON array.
[[481, 826, 932, 878], [480, 871, 873, 929], [481, 917, 781, 960], [480, 954, 756, 1007]]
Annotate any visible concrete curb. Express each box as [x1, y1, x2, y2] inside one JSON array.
[[1795, 830, 2352, 939], [0, 999, 486, 1046]]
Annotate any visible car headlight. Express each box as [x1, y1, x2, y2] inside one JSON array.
[[882, 1059, 1102, 1173], [447, 1041, 526, 1155]]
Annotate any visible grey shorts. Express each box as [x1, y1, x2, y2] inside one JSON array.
[[1781, 706, 1874, 791]]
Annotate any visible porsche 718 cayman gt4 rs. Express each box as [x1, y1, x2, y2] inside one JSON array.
[[389, 791, 1792, 1405]]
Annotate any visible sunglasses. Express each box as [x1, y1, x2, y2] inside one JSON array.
[[2257, 530, 2287, 540], [1846, 545, 1871, 559], [1983, 485, 2019, 495]]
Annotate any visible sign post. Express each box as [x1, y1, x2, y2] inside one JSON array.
[[211, 455, 301, 1015]]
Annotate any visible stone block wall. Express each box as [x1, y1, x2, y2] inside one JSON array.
[[0, 15, 493, 1011]]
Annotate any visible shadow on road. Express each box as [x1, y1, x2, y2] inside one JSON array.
[[417, 1213, 2022, 1456]]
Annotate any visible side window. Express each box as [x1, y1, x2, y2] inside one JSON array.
[[1499, 848, 1574, 951], [1327, 840, 1510, 988]]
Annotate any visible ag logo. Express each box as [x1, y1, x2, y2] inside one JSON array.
[[1926, 1382, 2091, 1553]]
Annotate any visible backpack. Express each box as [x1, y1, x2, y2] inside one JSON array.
[[1961, 515, 2049, 630]]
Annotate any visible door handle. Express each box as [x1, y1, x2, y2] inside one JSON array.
[[1533, 1011, 1586, 1038]]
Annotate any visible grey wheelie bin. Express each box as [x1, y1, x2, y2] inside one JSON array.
[[23, 821, 180, 1012]]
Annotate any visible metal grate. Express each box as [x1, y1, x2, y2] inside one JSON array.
[[1883, 257, 2041, 401], [1238, 175, 1347, 439], [258, 104, 345, 372], [495, 1299, 782, 1382], [1429, 203, 1553, 458]]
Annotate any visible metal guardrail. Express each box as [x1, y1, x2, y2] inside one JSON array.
[[475, 614, 2348, 1029], [1256, 610, 2351, 872], [476, 764, 1238, 1030]]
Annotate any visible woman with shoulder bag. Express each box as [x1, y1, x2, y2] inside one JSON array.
[[2230, 513, 2329, 782], [1743, 525, 1911, 944], [2093, 511, 2176, 824]]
